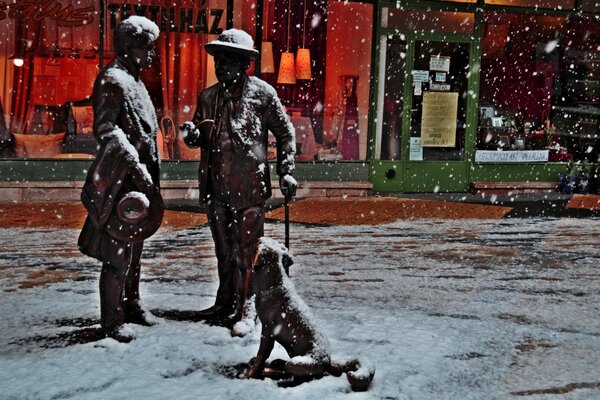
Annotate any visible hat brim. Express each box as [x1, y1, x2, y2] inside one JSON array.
[[205, 42, 259, 60], [106, 186, 164, 243]]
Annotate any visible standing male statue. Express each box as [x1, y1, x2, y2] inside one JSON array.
[[78, 16, 163, 342], [181, 28, 296, 326]]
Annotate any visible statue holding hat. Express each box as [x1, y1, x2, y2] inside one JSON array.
[[181, 28, 296, 329], [78, 16, 162, 342]]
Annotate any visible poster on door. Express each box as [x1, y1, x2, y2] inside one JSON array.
[[420, 92, 458, 147]]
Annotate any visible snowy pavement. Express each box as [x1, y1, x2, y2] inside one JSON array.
[[1, 217, 600, 399]]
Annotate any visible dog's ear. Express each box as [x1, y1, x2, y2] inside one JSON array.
[[282, 253, 293, 272]]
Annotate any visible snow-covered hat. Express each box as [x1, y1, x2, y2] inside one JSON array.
[[205, 29, 259, 60], [106, 186, 164, 243]]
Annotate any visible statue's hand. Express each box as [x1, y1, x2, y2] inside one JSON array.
[[280, 174, 297, 203], [179, 121, 199, 147], [131, 162, 154, 193]]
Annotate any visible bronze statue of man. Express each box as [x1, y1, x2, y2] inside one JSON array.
[[78, 16, 162, 342], [181, 28, 296, 326]]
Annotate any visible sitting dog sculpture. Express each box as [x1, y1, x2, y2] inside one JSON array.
[[246, 237, 375, 391]]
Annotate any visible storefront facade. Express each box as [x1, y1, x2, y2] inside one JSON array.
[[0, 0, 598, 194], [371, 0, 600, 193]]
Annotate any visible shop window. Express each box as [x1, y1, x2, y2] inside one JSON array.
[[0, 0, 99, 159], [262, 0, 373, 161], [0, 0, 373, 161], [478, 12, 600, 163]]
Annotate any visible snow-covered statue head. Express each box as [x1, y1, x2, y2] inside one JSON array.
[[114, 16, 160, 69], [205, 28, 259, 83]]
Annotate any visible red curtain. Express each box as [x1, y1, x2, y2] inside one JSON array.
[[156, 0, 205, 159]]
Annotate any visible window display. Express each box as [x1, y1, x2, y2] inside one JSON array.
[[0, 0, 373, 161], [477, 12, 600, 163]]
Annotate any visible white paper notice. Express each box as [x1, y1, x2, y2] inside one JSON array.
[[414, 82, 422, 96], [430, 56, 450, 72], [410, 137, 423, 160]]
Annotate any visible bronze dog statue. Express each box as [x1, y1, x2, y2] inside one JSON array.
[[246, 237, 375, 391]]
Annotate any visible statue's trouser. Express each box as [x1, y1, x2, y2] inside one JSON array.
[[100, 242, 143, 333], [206, 199, 265, 319]]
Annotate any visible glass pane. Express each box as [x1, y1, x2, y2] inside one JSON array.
[[409, 41, 469, 161], [478, 12, 600, 163], [485, 0, 575, 9], [0, 0, 100, 159], [263, 0, 373, 161], [385, 8, 474, 34], [379, 36, 407, 160]]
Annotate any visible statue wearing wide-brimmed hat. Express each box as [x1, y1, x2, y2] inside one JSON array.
[[181, 28, 297, 330], [78, 16, 162, 342]]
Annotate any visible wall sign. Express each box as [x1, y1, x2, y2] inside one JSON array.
[[0, 0, 95, 27], [0, 1, 225, 33], [475, 150, 549, 163], [420, 91, 458, 147], [108, 3, 224, 34]]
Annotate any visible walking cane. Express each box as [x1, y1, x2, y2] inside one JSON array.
[[283, 189, 291, 276]]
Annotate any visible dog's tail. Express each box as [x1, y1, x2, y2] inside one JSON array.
[[329, 357, 375, 392]]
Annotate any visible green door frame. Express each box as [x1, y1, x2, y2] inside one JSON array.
[[369, 4, 482, 193]]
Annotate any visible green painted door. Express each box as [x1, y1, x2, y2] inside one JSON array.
[[371, 23, 478, 193]]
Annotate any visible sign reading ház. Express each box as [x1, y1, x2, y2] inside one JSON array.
[[475, 150, 549, 163], [108, 3, 224, 34]]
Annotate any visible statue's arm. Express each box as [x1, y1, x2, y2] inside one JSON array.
[[268, 95, 296, 178], [92, 79, 124, 146]]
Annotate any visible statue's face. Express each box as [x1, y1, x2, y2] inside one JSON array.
[[128, 36, 156, 69], [214, 52, 247, 83]]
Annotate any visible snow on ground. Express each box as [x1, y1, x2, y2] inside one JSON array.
[[1, 218, 600, 399]]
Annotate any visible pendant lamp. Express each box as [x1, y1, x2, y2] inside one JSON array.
[[278, 52, 296, 84], [295, 0, 311, 80], [277, 0, 296, 84], [295, 48, 311, 80]]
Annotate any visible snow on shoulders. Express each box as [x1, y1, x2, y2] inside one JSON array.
[[246, 76, 277, 98], [122, 16, 160, 41], [105, 66, 136, 87]]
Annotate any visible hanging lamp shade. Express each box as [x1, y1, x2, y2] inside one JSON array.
[[295, 48, 312, 80], [260, 42, 275, 73], [277, 52, 296, 84]]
